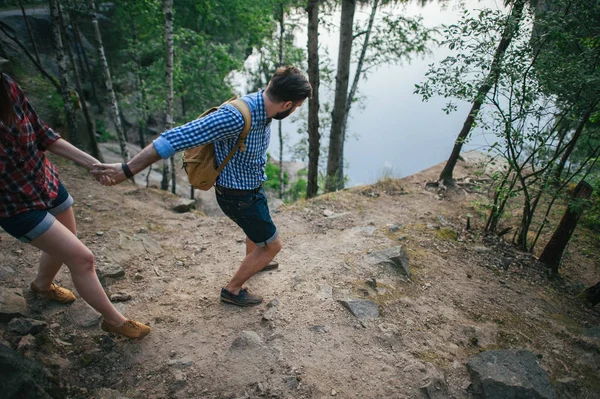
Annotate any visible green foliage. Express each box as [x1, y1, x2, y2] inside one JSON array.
[[581, 171, 600, 232], [95, 120, 115, 143]]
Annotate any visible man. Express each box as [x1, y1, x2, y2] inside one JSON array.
[[92, 66, 311, 307]]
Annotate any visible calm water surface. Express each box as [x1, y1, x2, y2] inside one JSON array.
[[264, 0, 504, 186]]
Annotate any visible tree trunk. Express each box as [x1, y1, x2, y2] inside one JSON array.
[[338, 0, 379, 188], [553, 102, 599, 182], [539, 181, 593, 275], [48, 0, 80, 148], [438, 0, 525, 187], [87, 0, 129, 163], [306, 0, 320, 199], [578, 282, 600, 307], [163, 0, 175, 193], [278, 2, 285, 199], [57, 0, 102, 161], [326, 0, 356, 192], [67, 0, 102, 112], [18, 0, 41, 66]]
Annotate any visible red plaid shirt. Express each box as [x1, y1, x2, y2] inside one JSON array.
[[0, 74, 61, 218]]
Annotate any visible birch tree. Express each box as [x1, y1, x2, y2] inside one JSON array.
[[88, 0, 129, 163], [162, 0, 175, 193]]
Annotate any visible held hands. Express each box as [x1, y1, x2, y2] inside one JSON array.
[[91, 163, 127, 186]]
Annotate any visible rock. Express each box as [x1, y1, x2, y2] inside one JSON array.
[[167, 357, 193, 368], [267, 298, 279, 308], [553, 377, 580, 399], [331, 389, 338, 396], [172, 198, 196, 213], [310, 325, 328, 333], [339, 299, 380, 321], [585, 325, 600, 340], [262, 307, 276, 321], [110, 292, 132, 302], [389, 224, 403, 232], [435, 215, 448, 226], [96, 263, 125, 281], [229, 331, 263, 351], [420, 371, 448, 399], [8, 318, 47, 335], [0, 288, 27, 322], [351, 226, 377, 236], [0, 342, 57, 398], [134, 273, 144, 281], [67, 301, 101, 328], [285, 376, 299, 390], [17, 334, 36, 353], [0, 265, 15, 280], [365, 278, 377, 289], [317, 284, 333, 300], [474, 246, 491, 253], [364, 246, 410, 280], [323, 209, 334, 217], [96, 388, 133, 399], [41, 353, 71, 370], [96, 231, 105, 236], [466, 350, 555, 399]]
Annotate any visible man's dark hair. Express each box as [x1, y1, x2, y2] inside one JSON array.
[[265, 66, 312, 103]]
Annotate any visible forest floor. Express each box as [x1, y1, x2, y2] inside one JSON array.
[[1, 151, 599, 399]]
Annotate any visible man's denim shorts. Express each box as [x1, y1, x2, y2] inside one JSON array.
[[0, 181, 74, 243], [215, 186, 278, 247]]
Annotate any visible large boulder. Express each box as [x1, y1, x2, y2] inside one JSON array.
[[0, 342, 57, 399], [466, 350, 555, 399]]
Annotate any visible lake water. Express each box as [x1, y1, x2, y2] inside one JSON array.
[[259, 0, 505, 186]]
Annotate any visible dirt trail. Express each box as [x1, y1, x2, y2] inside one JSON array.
[[1, 154, 599, 399]]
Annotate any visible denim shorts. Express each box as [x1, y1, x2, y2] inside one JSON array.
[[0, 181, 74, 243], [216, 186, 278, 247]]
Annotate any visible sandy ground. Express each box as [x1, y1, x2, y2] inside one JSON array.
[[1, 152, 599, 398]]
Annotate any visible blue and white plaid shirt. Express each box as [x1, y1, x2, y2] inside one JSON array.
[[153, 90, 271, 190]]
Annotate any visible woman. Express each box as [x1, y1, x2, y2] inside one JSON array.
[[0, 72, 150, 339]]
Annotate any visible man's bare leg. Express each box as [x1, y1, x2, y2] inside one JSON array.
[[226, 237, 282, 295]]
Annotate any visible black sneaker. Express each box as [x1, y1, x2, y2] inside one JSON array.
[[220, 288, 263, 307], [260, 260, 279, 272]]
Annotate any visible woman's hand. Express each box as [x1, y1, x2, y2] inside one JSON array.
[[91, 163, 127, 186]]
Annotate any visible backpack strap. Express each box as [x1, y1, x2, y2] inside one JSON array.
[[215, 99, 252, 174]]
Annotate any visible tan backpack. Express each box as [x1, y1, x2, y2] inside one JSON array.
[[182, 97, 252, 190]]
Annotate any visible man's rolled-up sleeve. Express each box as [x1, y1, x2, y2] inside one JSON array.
[[152, 105, 245, 159]]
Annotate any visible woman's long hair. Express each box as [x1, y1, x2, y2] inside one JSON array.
[[0, 73, 17, 126]]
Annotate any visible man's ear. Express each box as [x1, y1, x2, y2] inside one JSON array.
[[282, 100, 294, 110]]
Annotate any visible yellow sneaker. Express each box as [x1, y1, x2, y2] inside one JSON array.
[[30, 282, 76, 304], [101, 319, 151, 339]]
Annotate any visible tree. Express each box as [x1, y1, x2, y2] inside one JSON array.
[[437, 0, 526, 188], [306, 0, 320, 198], [325, 0, 356, 192], [88, 0, 129, 163], [57, 0, 102, 161], [48, 0, 80, 148], [18, 0, 41, 66], [539, 181, 594, 275], [163, 0, 175, 193]]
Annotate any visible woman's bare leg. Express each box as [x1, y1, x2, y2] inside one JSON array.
[[30, 219, 126, 327], [32, 208, 76, 290]]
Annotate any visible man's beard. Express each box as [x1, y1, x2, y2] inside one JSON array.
[[272, 107, 294, 120]]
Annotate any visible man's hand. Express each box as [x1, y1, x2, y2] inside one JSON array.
[[91, 163, 127, 185]]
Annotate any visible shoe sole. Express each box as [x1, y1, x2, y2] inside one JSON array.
[[220, 297, 263, 307]]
